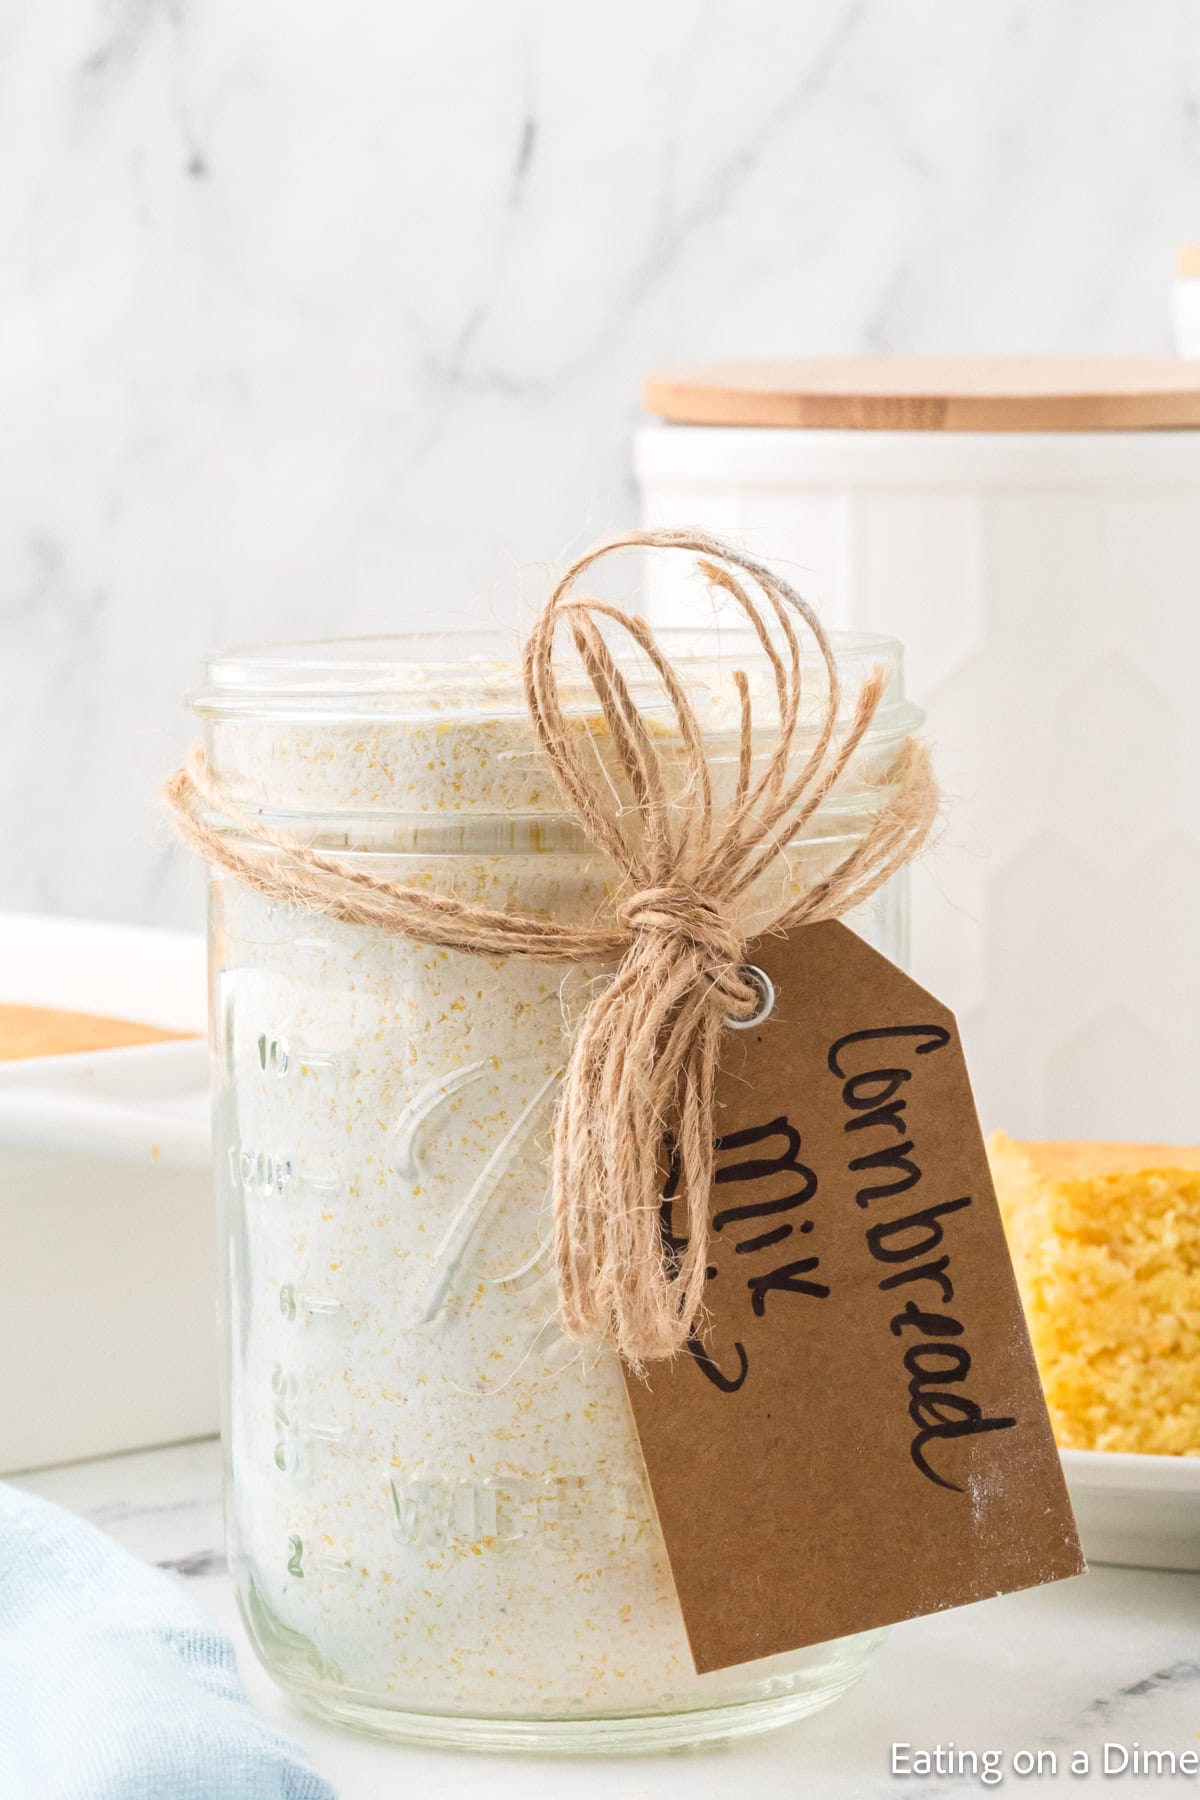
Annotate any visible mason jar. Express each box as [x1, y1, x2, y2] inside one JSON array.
[[191, 626, 921, 1752]]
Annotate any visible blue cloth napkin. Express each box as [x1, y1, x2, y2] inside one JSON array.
[[0, 1482, 336, 1800]]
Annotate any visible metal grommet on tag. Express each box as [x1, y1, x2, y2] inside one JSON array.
[[726, 964, 775, 1030]]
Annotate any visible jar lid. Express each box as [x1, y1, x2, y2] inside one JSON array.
[[643, 355, 1200, 432]]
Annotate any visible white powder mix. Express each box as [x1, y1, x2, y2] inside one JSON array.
[[200, 639, 915, 1747]]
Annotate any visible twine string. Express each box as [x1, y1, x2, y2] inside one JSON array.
[[164, 529, 939, 1365]]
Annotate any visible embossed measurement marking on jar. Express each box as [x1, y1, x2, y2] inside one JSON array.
[[272, 1365, 301, 1473], [254, 1032, 342, 1076], [256, 1033, 289, 1075], [285, 1536, 354, 1581], [388, 1474, 648, 1554], [229, 1146, 340, 1202], [278, 1283, 344, 1322], [229, 1146, 293, 1197], [271, 1364, 351, 1474]]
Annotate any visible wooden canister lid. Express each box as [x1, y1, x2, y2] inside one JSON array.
[[643, 356, 1200, 431]]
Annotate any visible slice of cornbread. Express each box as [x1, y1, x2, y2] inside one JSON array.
[[987, 1134, 1200, 1456]]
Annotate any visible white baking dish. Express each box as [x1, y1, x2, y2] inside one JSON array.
[[0, 913, 215, 1472]]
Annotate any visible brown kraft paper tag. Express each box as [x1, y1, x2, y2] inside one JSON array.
[[623, 920, 1084, 1676]]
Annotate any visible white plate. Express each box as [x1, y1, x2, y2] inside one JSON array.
[[1062, 1447, 1200, 1572]]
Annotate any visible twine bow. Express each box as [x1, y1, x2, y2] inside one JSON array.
[[164, 529, 938, 1366]]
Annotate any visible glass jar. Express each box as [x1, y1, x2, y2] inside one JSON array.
[[192, 627, 921, 1753]]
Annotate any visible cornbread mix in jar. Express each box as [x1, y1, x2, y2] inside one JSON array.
[[165, 532, 1003, 1753]]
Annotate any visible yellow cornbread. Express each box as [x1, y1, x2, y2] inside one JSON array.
[[988, 1134, 1200, 1456]]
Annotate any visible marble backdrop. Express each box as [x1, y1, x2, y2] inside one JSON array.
[[1, 0, 1197, 928]]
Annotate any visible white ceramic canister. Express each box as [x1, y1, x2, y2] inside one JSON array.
[[636, 356, 1200, 1143]]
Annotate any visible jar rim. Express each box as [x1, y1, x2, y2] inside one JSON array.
[[192, 626, 922, 737]]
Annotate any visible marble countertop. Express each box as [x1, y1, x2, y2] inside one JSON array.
[[13, 1439, 1200, 1799]]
